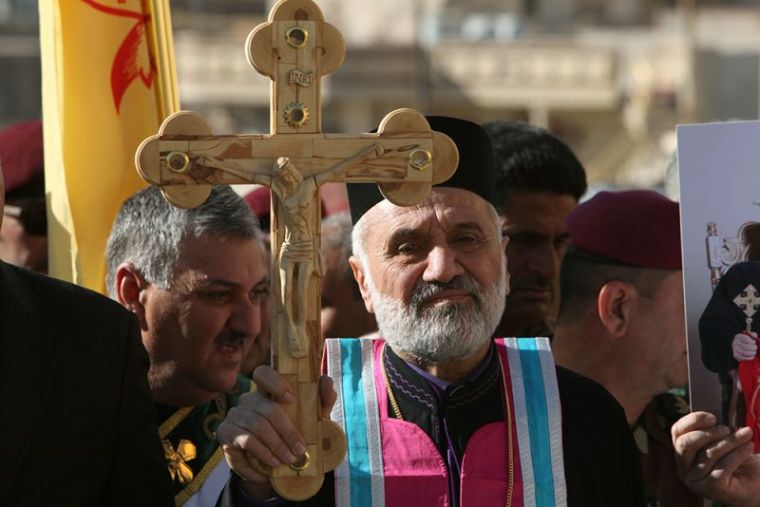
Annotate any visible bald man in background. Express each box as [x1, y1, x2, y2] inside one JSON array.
[[320, 212, 376, 339]]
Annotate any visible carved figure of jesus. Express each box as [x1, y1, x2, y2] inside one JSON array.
[[270, 144, 380, 356]]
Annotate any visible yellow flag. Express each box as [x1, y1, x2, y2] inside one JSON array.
[[39, 0, 178, 292]]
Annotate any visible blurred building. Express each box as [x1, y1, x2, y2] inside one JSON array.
[[0, 0, 40, 124], [2, 0, 760, 191]]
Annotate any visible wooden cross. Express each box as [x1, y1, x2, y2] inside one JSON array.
[[734, 283, 760, 332], [135, 0, 459, 500]]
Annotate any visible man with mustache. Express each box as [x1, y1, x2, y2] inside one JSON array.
[[216, 117, 644, 506], [106, 186, 269, 505], [483, 121, 587, 338]]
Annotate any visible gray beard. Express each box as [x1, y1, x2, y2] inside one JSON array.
[[368, 272, 507, 364]]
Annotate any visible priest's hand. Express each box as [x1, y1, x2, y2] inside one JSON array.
[[732, 332, 758, 362], [216, 365, 337, 499], [672, 411, 760, 507]]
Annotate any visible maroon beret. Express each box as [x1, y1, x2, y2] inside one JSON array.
[[243, 186, 329, 232], [244, 186, 270, 219], [0, 120, 44, 198], [566, 189, 682, 270]]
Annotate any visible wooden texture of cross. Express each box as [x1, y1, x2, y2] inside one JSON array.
[[734, 283, 760, 332], [135, 0, 459, 500]]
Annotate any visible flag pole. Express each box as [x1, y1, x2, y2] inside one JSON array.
[[143, 0, 180, 119]]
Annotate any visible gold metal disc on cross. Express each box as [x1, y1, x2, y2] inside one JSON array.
[[135, 0, 459, 501]]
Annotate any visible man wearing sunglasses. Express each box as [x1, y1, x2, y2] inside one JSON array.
[[0, 120, 48, 273]]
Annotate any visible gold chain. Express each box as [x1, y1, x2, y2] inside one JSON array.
[[381, 347, 404, 420], [497, 355, 514, 507]]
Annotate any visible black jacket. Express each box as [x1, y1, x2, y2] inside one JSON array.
[[0, 262, 173, 506]]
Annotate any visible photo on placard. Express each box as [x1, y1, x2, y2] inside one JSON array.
[[678, 119, 760, 450]]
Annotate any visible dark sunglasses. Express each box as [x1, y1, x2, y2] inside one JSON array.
[[3, 199, 47, 236]]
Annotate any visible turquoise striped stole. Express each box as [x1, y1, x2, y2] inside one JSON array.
[[325, 337, 566, 507]]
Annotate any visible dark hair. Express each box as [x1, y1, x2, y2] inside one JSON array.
[[557, 251, 669, 323], [482, 121, 587, 210], [741, 222, 760, 261]]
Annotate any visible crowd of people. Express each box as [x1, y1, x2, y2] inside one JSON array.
[[2, 114, 759, 507]]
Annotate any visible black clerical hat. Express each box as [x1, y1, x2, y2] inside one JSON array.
[[348, 116, 495, 224]]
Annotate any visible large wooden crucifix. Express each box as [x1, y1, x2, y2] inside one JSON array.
[[136, 0, 458, 500]]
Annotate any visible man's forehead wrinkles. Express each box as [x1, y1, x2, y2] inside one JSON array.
[[385, 206, 485, 233], [181, 268, 262, 288], [193, 277, 240, 289], [385, 226, 428, 246], [452, 221, 485, 233], [200, 273, 270, 289], [389, 211, 442, 237], [388, 228, 419, 240]]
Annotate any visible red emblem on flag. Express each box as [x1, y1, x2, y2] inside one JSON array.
[[83, 0, 156, 113]]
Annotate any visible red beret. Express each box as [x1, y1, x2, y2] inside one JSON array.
[[566, 189, 682, 270], [0, 120, 43, 197], [243, 186, 329, 232], [244, 186, 271, 221]]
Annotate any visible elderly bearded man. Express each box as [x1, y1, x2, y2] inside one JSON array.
[[216, 117, 644, 507]]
